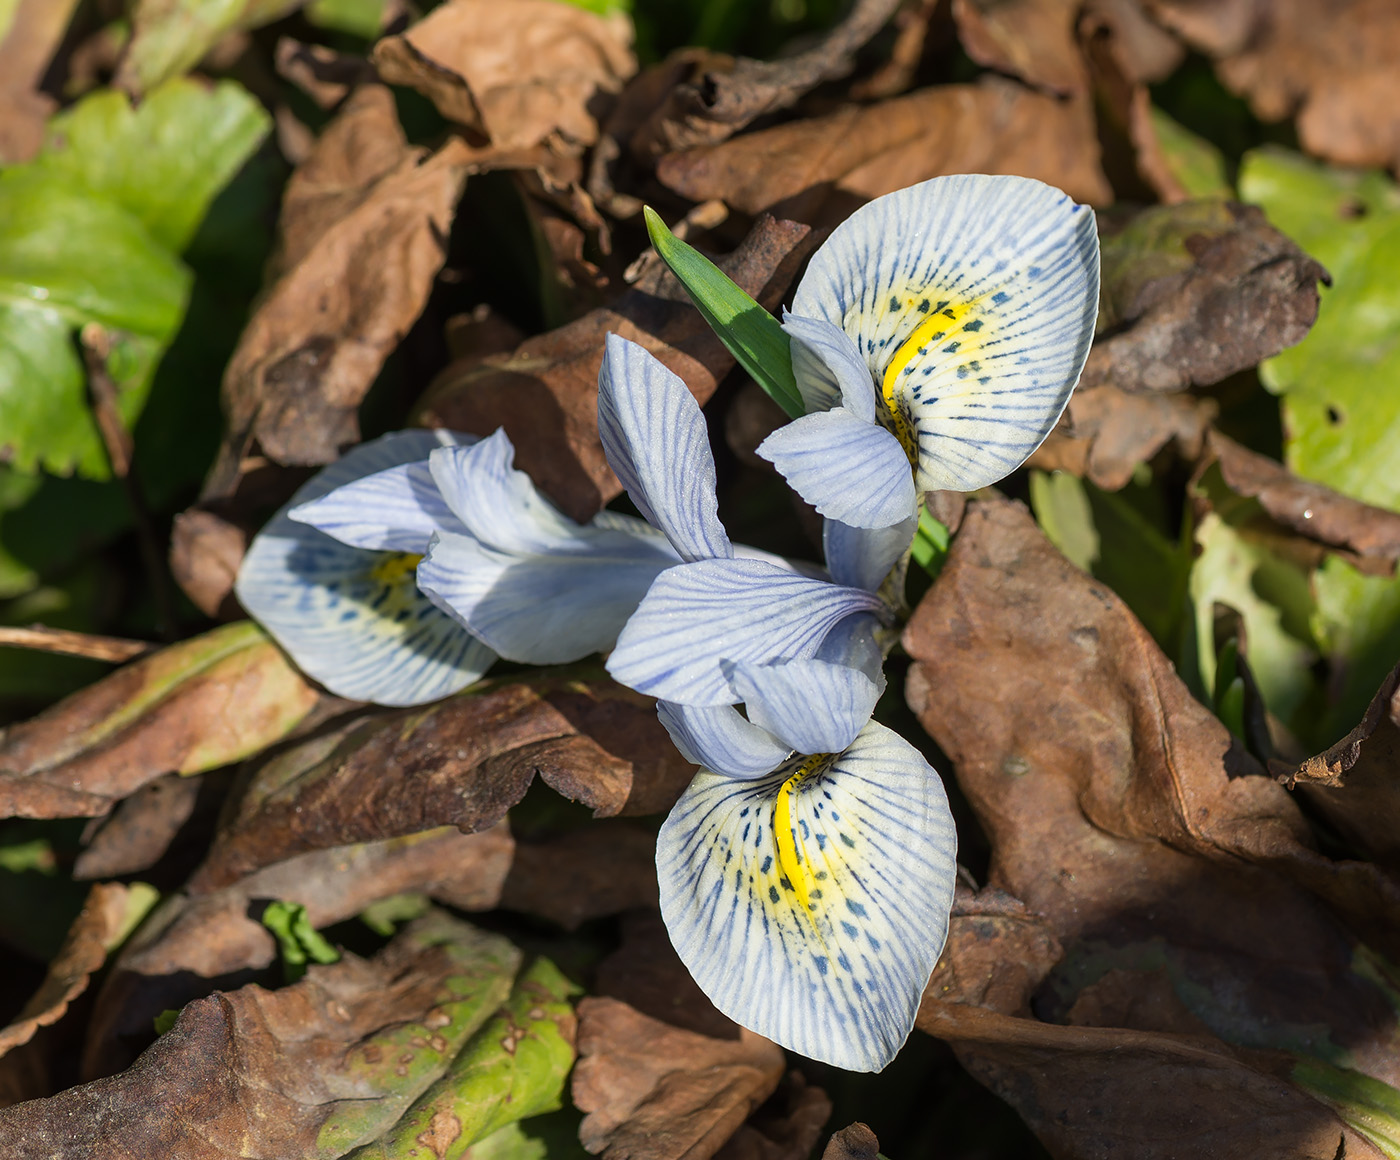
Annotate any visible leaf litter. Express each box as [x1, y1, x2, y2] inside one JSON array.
[[4, 0, 1400, 1156]]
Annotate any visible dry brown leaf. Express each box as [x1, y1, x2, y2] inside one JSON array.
[[73, 773, 206, 881], [1028, 382, 1217, 488], [9, 911, 523, 1158], [818, 1123, 880, 1160], [1150, 0, 1400, 172], [901, 496, 1400, 1154], [656, 77, 1112, 225], [573, 997, 786, 1160], [714, 1072, 831, 1160], [273, 37, 374, 110], [0, 884, 143, 1061], [372, 0, 635, 151], [0, 0, 80, 163], [168, 508, 247, 619], [1086, 200, 1328, 395], [82, 823, 513, 1081], [1205, 430, 1400, 568], [0, 623, 318, 822], [951, 0, 1084, 96], [1281, 663, 1400, 873], [205, 86, 471, 495], [501, 823, 661, 931], [630, 0, 902, 158], [1083, 0, 1183, 82], [186, 671, 689, 892], [416, 214, 815, 523]]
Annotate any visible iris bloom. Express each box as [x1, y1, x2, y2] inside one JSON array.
[[655, 655, 956, 1071], [758, 173, 1100, 529], [234, 430, 495, 706]]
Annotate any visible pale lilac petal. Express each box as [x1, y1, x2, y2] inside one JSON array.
[[823, 516, 917, 593], [657, 701, 790, 779], [782, 312, 876, 422], [290, 459, 463, 553], [729, 657, 880, 756]]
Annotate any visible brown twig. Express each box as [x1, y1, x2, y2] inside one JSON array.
[[0, 625, 154, 664], [80, 323, 179, 641]]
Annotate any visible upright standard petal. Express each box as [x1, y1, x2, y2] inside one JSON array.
[[235, 431, 495, 707], [792, 173, 1100, 495], [597, 333, 732, 562], [657, 721, 958, 1071], [823, 516, 917, 594], [728, 658, 880, 756], [657, 701, 791, 780], [417, 516, 679, 665], [606, 557, 885, 707], [289, 457, 465, 553], [757, 409, 916, 530]]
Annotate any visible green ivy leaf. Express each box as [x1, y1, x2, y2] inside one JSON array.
[[262, 900, 342, 982], [643, 206, 804, 419], [0, 79, 269, 479]]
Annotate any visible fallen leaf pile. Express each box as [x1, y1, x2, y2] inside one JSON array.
[[3, 0, 1400, 1156]]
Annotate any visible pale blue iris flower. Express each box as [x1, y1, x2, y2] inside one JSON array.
[[654, 655, 957, 1072], [234, 430, 496, 707], [758, 173, 1101, 529]]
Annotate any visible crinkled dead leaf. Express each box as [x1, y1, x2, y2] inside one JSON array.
[[416, 215, 815, 523], [817, 1124, 878, 1160], [951, 0, 1084, 97], [714, 1072, 830, 1160], [501, 823, 660, 931], [168, 507, 248, 618], [0, 621, 318, 821], [1151, 0, 1400, 172], [1205, 430, 1400, 569], [1281, 663, 1400, 873], [4, 910, 526, 1157], [85, 823, 514, 1080], [73, 769, 229, 881], [1028, 382, 1217, 489], [573, 997, 786, 1160], [187, 671, 689, 892], [656, 77, 1111, 224], [0, 882, 154, 1060], [0, 0, 80, 164], [1084, 199, 1328, 394], [205, 86, 470, 493], [274, 37, 376, 111], [372, 0, 635, 152], [116, 0, 304, 95], [348, 956, 577, 1158], [629, 0, 901, 159], [904, 496, 1400, 1154]]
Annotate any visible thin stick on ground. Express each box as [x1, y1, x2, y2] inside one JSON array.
[[0, 625, 154, 664]]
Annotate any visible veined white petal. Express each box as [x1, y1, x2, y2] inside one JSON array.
[[813, 614, 886, 688], [428, 430, 584, 555], [417, 523, 678, 665], [235, 430, 493, 707], [782, 313, 876, 422], [598, 333, 732, 562], [606, 557, 885, 707], [823, 516, 917, 594], [289, 459, 464, 553], [757, 410, 916, 530], [729, 658, 880, 756], [657, 701, 790, 779], [657, 720, 958, 1072], [792, 174, 1099, 494]]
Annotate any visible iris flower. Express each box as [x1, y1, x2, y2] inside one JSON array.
[[655, 655, 957, 1072], [758, 173, 1100, 529], [234, 430, 495, 706]]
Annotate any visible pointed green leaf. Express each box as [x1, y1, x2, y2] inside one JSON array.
[[643, 206, 804, 419]]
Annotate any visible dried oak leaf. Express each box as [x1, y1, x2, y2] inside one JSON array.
[[186, 670, 690, 892], [0, 621, 318, 821], [656, 76, 1112, 226], [903, 497, 1400, 1150], [0, 883, 149, 1061], [951, 0, 1086, 97], [1150, 0, 1400, 172], [1085, 199, 1328, 394], [416, 214, 815, 523], [82, 824, 514, 1082], [1027, 382, 1217, 489], [0, 0, 79, 163], [372, 0, 635, 152], [5, 910, 524, 1158], [501, 822, 662, 930], [1281, 662, 1400, 873], [1205, 430, 1400, 569], [205, 86, 471, 495], [630, 0, 902, 158], [573, 997, 786, 1160]]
